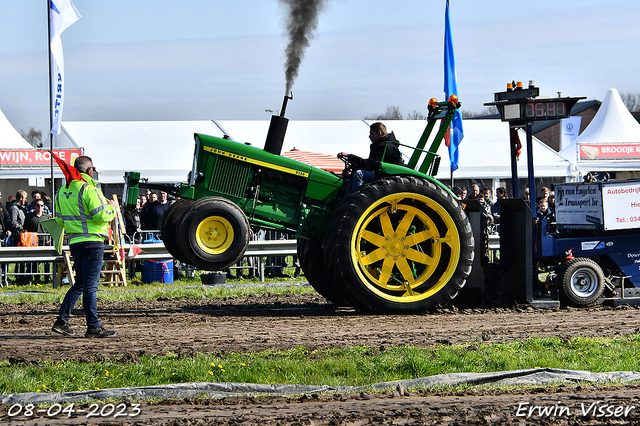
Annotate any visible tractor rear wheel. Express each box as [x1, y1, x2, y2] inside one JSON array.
[[175, 197, 250, 271], [297, 237, 348, 306], [559, 257, 605, 306], [324, 176, 474, 314]]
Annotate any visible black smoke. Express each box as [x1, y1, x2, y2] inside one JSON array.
[[280, 0, 327, 94]]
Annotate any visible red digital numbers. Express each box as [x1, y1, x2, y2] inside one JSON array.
[[525, 101, 567, 119]]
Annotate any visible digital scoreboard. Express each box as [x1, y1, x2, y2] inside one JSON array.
[[485, 81, 585, 124]]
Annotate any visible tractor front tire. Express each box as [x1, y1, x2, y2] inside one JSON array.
[[175, 197, 250, 271], [324, 176, 474, 314]]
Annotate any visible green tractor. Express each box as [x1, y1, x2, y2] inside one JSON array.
[[123, 96, 474, 314]]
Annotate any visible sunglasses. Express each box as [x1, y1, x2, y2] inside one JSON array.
[[36, 204, 45, 207], [88, 167, 97, 173]]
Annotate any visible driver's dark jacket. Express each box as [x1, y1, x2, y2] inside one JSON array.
[[346, 132, 405, 171]]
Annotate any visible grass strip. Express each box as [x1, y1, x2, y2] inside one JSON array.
[[0, 278, 314, 304], [1, 335, 640, 395]]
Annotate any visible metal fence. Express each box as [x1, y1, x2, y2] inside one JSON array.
[[0, 234, 500, 288], [0, 239, 298, 288]]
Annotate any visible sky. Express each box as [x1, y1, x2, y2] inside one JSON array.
[[1, 0, 640, 137]]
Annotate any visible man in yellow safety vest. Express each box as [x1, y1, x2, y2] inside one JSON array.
[[51, 155, 119, 338]]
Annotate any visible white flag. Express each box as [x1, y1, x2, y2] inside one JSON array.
[[50, 0, 81, 135], [561, 116, 582, 151]]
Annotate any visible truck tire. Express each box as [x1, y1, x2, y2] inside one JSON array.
[[175, 197, 250, 271], [297, 237, 349, 307], [159, 198, 193, 259], [324, 176, 474, 314], [559, 257, 605, 306]]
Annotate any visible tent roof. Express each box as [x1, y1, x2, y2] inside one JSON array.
[[216, 119, 372, 159], [59, 120, 224, 183], [0, 108, 33, 149], [558, 88, 640, 169], [379, 119, 571, 178]]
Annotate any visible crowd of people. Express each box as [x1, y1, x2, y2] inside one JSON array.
[[0, 189, 54, 284], [451, 183, 557, 232], [0, 184, 176, 285]]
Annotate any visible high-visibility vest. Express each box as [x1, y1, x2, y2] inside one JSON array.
[[55, 172, 116, 245]]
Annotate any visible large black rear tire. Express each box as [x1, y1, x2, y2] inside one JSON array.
[[297, 237, 348, 306], [175, 197, 250, 271], [324, 176, 474, 314]]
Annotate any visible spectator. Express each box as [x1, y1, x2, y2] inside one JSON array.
[[24, 190, 51, 217], [5, 195, 15, 212], [491, 186, 507, 224], [0, 191, 11, 244], [536, 198, 555, 222], [9, 190, 28, 284], [24, 200, 51, 283], [481, 187, 493, 208], [466, 184, 480, 200], [536, 186, 551, 204], [41, 191, 54, 214], [460, 186, 467, 200], [524, 188, 530, 201], [145, 191, 169, 231], [140, 192, 155, 230]]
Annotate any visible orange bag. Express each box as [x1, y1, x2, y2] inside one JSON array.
[[18, 231, 38, 247]]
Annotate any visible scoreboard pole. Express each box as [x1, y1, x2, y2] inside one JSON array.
[[525, 122, 535, 204]]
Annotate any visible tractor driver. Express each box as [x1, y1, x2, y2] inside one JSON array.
[[338, 122, 405, 194]]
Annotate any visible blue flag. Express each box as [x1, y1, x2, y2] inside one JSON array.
[[444, 0, 463, 172]]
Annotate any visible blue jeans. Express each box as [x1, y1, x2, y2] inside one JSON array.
[[57, 245, 104, 329], [346, 170, 375, 195]]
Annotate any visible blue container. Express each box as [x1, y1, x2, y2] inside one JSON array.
[[141, 260, 174, 284]]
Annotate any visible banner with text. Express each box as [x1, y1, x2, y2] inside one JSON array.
[[578, 143, 640, 161], [0, 149, 82, 167]]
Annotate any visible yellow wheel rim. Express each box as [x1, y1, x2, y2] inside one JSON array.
[[350, 192, 461, 303], [196, 216, 234, 254]]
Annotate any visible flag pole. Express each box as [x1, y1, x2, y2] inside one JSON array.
[[47, 0, 56, 214]]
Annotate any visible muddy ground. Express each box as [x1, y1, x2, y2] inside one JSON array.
[[2, 292, 640, 425]]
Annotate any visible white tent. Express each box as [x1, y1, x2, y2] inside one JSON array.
[[60, 118, 572, 186], [0, 108, 33, 149], [558, 88, 640, 178], [217, 119, 372, 159], [59, 120, 225, 183], [380, 119, 572, 179]]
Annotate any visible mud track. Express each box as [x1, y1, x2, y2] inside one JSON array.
[[2, 293, 640, 425]]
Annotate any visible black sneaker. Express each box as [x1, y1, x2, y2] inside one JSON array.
[[85, 326, 116, 338], [52, 319, 75, 336]]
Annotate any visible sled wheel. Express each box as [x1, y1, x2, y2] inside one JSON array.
[[175, 197, 250, 271], [297, 237, 349, 307], [159, 198, 193, 259], [560, 257, 605, 306], [324, 176, 474, 314]]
